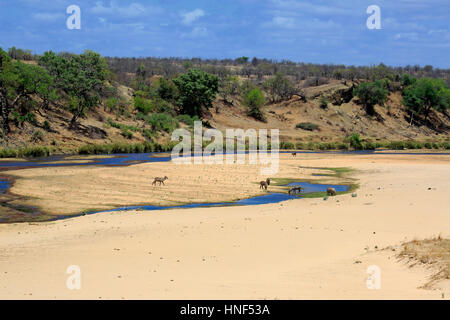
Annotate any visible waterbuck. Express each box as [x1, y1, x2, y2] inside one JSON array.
[[288, 186, 303, 195], [152, 176, 168, 186], [326, 187, 337, 196], [259, 178, 271, 190]]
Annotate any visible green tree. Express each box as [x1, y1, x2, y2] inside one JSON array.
[[353, 80, 388, 115], [244, 88, 266, 121], [156, 78, 178, 102], [0, 48, 54, 135], [402, 77, 449, 123], [173, 69, 219, 117], [39, 50, 109, 127]]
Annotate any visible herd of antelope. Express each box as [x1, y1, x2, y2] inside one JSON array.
[[151, 152, 338, 197]]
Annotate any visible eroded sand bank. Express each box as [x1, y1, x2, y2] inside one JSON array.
[[0, 152, 449, 299]]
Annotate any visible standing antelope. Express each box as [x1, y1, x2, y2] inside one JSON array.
[[152, 176, 168, 186], [326, 187, 336, 196], [259, 178, 271, 190], [288, 186, 303, 195], [292, 152, 297, 157]]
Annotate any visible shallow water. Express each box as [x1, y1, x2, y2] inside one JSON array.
[[1, 149, 444, 222]]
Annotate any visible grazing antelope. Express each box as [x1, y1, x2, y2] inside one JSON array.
[[259, 178, 271, 190], [152, 176, 168, 186], [292, 152, 297, 157], [326, 187, 336, 196], [288, 186, 303, 195]]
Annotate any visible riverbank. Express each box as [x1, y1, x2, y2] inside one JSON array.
[[2, 153, 353, 217], [1, 138, 449, 159], [0, 152, 449, 299]]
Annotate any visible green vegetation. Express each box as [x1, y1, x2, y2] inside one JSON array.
[[39, 50, 109, 127], [402, 77, 450, 123], [244, 88, 266, 121], [173, 68, 219, 117], [353, 80, 388, 115], [139, 113, 179, 133], [0, 48, 54, 134], [78, 141, 175, 155], [296, 122, 319, 131]]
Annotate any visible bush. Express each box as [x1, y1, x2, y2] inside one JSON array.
[[144, 113, 179, 133], [43, 120, 51, 131], [176, 114, 200, 127], [319, 96, 328, 109], [389, 141, 405, 150], [363, 141, 376, 150], [121, 128, 133, 139], [244, 88, 266, 121], [296, 122, 319, 131], [31, 130, 44, 142], [353, 81, 388, 115], [280, 142, 295, 150], [348, 133, 363, 150]]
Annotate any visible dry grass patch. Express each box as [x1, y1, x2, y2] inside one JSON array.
[[397, 235, 450, 289]]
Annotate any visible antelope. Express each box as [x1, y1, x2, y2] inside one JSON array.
[[259, 178, 271, 190], [292, 152, 297, 157], [288, 186, 303, 195], [152, 176, 168, 186], [326, 187, 336, 196]]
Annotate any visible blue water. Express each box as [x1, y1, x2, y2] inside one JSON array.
[[0, 179, 10, 194], [0, 149, 447, 221], [286, 182, 349, 193]]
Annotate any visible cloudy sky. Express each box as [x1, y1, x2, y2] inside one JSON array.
[[0, 0, 449, 67]]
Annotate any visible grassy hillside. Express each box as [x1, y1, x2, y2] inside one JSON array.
[[0, 48, 449, 156]]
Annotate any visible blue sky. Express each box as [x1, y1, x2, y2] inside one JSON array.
[[0, 0, 449, 67]]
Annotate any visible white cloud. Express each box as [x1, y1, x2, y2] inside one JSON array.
[[181, 9, 205, 25]]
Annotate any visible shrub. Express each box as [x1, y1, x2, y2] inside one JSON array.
[[244, 88, 266, 121], [144, 113, 179, 132], [280, 142, 295, 150], [43, 120, 51, 131], [363, 141, 376, 150], [296, 122, 319, 131], [319, 96, 328, 109], [348, 133, 363, 150], [31, 130, 44, 142], [121, 128, 133, 139], [176, 114, 200, 127], [389, 141, 405, 150]]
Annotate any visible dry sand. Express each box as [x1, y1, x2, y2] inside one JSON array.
[[0, 152, 449, 299]]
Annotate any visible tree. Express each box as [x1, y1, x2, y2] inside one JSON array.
[[219, 76, 239, 105], [39, 50, 109, 127], [173, 69, 219, 117], [156, 78, 178, 102], [235, 56, 249, 65], [353, 80, 388, 115], [244, 88, 265, 121], [402, 77, 449, 123], [0, 48, 54, 135], [263, 72, 295, 102]]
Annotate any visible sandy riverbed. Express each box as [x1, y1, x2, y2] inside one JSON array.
[[0, 152, 449, 299]]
